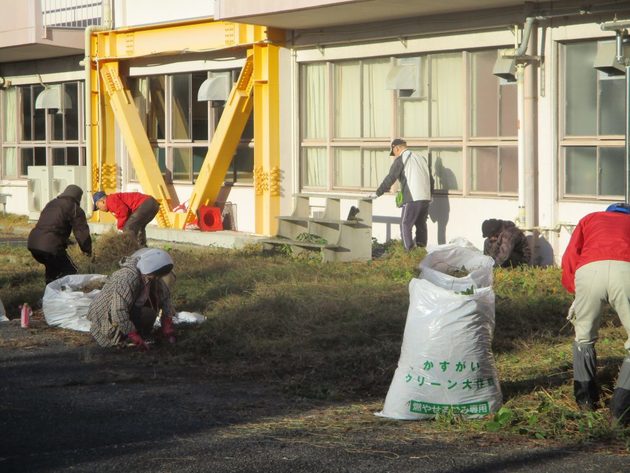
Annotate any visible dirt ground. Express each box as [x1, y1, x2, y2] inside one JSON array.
[[0, 310, 628, 473]]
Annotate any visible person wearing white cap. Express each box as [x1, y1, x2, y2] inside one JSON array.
[[87, 248, 176, 349]]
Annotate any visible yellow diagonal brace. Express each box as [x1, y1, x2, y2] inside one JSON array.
[[99, 62, 173, 226], [171, 53, 255, 229], [253, 43, 280, 236]]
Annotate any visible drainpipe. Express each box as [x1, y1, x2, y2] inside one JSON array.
[[600, 20, 630, 203], [524, 25, 538, 230], [82, 0, 112, 218], [514, 17, 537, 228]]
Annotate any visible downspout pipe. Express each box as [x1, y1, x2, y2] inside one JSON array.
[[82, 0, 112, 218], [514, 17, 536, 227], [601, 20, 630, 203]]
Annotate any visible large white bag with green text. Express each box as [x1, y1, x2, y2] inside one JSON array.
[[377, 240, 502, 419]]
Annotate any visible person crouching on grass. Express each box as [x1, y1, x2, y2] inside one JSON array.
[[87, 248, 176, 350], [93, 191, 160, 247]]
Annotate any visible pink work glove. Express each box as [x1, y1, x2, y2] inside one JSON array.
[[161, 316, 176, 344], [127, 331, 149, 351]]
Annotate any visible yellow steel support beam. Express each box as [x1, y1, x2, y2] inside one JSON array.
[[99, 62, 173, 226], [174, 53, 255, 229], [95, 20, 283, 60], [253, 43, 280, 236], [89, 19, 285, 231]]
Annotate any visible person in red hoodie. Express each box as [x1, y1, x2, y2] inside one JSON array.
[[93, 191, 159, 247], [561, 202, 630, 425]]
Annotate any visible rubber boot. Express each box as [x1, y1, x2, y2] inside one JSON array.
[[610, 356, 630, 426], [573, 341, 599, 411]]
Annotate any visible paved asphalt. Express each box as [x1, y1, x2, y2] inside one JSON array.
[[1, 319, 628, 473]]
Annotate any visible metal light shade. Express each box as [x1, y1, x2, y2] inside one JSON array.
[[492, 55, 517, 82], [197, 76, 229, 101], [35, 85, 72, 110], [593, 41, 627, 76]]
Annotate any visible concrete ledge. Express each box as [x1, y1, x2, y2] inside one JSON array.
[[88, 223, 265, 249]]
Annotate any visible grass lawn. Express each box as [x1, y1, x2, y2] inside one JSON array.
[[1, 213, 628, 452]]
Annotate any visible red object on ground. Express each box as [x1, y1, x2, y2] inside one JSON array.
[[197, 206, 223, 232]]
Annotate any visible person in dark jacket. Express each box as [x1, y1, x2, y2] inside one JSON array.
[[481, 219, 531, 267], [27, 184, 92, 285]]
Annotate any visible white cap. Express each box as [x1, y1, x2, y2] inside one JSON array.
[[134, 248, 173, 275]]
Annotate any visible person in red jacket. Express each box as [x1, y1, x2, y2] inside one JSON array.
[[561, 203, 630, 425], [93, 191, 160, 247]]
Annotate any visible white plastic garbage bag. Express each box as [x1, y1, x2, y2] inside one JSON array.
[[43, 274, 107, 332], [377, 240, 502, 419], [174, 311, 206, 324], [0, 297, 8, 322]]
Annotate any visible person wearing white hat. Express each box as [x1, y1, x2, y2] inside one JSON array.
[[87, 248, 176, 349]]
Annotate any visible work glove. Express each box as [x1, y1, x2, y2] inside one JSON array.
[[161, 315, 176, 344], [367, 193, 378, 200], [127, 331, 149, 351]]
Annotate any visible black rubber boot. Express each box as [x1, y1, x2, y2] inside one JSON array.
[[610, 357, 630, 425], [573, 341, 599, 411]]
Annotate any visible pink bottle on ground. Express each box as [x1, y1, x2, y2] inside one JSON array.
[[20, 303, 31, 328]]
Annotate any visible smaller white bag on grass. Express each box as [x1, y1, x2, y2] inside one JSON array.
[[43, 274, 107, 332]]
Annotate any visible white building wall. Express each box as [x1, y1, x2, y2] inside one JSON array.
[[113, 0, 214, 28], [289, 21, 623, 263]]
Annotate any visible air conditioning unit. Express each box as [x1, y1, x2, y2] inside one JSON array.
[[27, 165, 88, 219]]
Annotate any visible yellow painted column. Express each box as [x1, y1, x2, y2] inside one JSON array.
[[253, 43, 281, 236], [88, 46, 117, 224]]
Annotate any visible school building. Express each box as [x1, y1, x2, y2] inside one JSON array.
[[2, 0, 630, 263]]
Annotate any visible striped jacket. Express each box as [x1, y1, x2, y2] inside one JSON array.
[[87, 256, 175, 347]]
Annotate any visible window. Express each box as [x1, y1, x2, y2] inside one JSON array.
[[562, 40, 625, 199], [128, 69, 253, 185], [299, 48, 517, 195], [1, 82, 84, 178]]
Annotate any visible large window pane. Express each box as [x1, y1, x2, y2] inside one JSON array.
[[150, 77, 167, 140], [3, 148, 17, 177], [21, 87, 32, 140], [565, 147, 597, 195], [431, 53, 462, 137], [399, 56, 429, 138], [471, 147, 498, 192], [565, 42, 597, 136], [363, 148, 391, 188], [233, 146, 253, 183], [471, 51, 498, 137], [362, 59, 391, 138], [65, 83, 79, 140], [600, 147, 625, 196], [172, 74, 191, 140], [600, 76, 624, 135], [499, 81, 517, 136], [33, 86, 45, 141], [432, 148, 462, 191], [302, 147, 327, 187], [334, 148, 361, 188], [499, 147, 518, 193], [192, 72, 209, 140], [302, 63, 327, 140], [173, 148, 192, 180], [334, 62, 360, 138], [3, 88, 17, 142]]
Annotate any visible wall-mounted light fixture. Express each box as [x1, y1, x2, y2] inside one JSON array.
[[35, 85, 72, 110], [197, 76, 229, 105]]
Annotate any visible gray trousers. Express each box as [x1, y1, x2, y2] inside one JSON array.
[[123, 197, 160, 247], [571, 260, 630, 419], [400, 200, 430, 250]]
